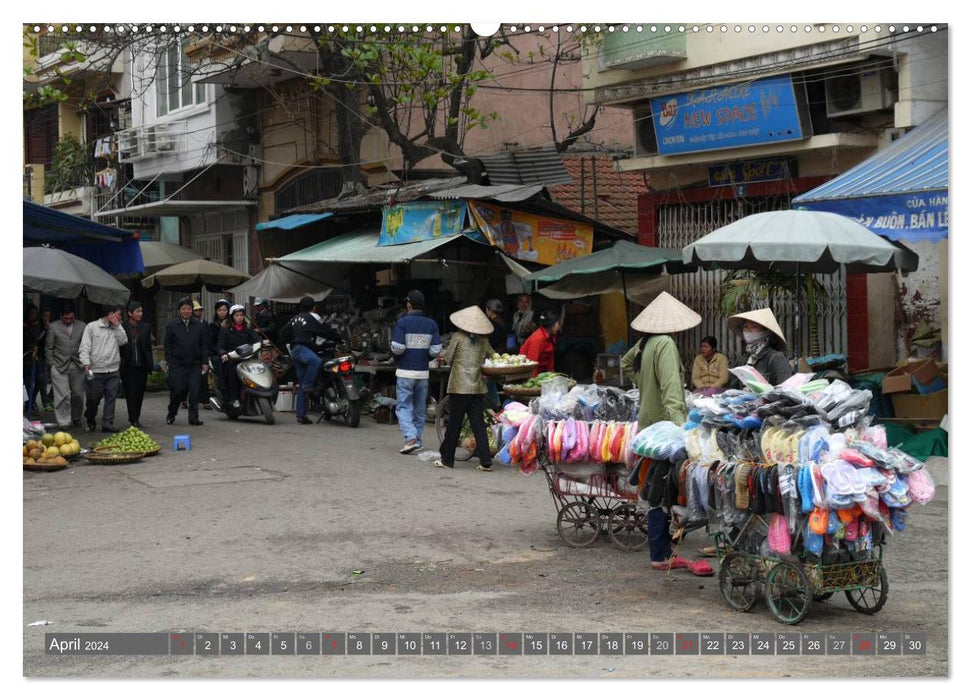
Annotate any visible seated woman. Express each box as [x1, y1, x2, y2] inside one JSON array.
[[218, 305, 261, 409], [728, 308, 793, 386], [691, 335, 729, 396]]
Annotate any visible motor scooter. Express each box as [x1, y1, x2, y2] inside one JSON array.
[[312, 341, 361, 427], [209, 340, 279, 424]]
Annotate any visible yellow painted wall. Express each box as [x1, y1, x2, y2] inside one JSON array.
[[600, 292, 628, 349]]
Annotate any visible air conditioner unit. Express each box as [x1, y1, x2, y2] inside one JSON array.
[[117, 130, 140, 159], [825, 67, 895, 118], [144, 124, 177, 154], [633, 105, 658, 157]]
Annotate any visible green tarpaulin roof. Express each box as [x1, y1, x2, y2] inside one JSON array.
[[524, 240, 685, 283], [279, 230, 485, 264]]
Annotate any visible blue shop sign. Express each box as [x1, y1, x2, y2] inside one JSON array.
[[797, 191, 948, 243], [651, 75, 807, 156]]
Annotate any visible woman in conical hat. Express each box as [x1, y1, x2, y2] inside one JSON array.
[[727, 308, 792, 386], [435, 306, 498, 472], [621, 292, 700, 429], [621, 292, 714, 577]]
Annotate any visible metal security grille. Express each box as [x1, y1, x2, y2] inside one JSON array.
[[657, 195, 847, 367]]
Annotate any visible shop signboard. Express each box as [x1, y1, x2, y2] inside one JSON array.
[[467, 200, 594, 266], [651, 75, 807, 156], [379, 201, 466, 246], [708, 158, 795, 187], [797, 190, 949, 243]]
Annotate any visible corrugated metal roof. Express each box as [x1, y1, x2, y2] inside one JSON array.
[[289, 177, 467, 214], [794, 110, 948, 202], [429, 183, 545, 202], [478, 146, 573, 186]]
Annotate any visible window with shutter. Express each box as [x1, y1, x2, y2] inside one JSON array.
[[24, 104, 59, 166]]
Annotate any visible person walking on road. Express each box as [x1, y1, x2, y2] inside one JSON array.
[[45, 302, 86, 430], [621, 292, 713, 577], [120, 300, 153, 429], [391, 290, 442, 455], [286, 296, 342, 425], [164, 297, 209, 426], [436, 306, 497, 472], [79, 303, 128, 433]]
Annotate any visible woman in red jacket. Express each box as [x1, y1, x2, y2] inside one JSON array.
[[519, 310, 560, 376]]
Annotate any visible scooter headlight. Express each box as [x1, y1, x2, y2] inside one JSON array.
[[244, 363, 266, 374]]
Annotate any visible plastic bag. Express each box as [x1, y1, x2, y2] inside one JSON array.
[[906, 467, 936, 504], [630, 421, 685, 460], [729, 365, 773, 394], [416, 450, 442, 462], [769, 513, 791, 554]]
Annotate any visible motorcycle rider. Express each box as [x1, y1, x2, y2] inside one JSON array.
[[218, 304, 262, 410], [208, 299, 231, 403], [287, 296, 342, 425]]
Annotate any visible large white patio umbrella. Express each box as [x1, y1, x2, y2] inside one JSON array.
[[682, 210, 919, 357]]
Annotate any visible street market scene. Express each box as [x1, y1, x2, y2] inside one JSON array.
[[21, 20, 949, 680]]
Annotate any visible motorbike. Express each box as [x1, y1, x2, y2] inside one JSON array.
[[311, 341, 362, 428], [209, 340, 279, 425]]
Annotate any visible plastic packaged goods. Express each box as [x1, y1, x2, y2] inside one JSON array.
[[906, 467, 936, 504], [729, 365, 774, 395]]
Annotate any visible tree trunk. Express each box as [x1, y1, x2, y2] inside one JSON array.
[[331, 81, 364, 193]]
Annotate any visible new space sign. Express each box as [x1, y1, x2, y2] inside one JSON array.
[[651, 75, 807, 156]]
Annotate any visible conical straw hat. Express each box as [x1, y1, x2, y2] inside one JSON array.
[[630, 291, 701, 334], [450, 305, 494, 335], [728, 308, 788, 349]]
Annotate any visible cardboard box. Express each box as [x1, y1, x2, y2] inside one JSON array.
[[891, 389, 948, 420], [274, 390, 295, 412], [882, 360, 939, 394]]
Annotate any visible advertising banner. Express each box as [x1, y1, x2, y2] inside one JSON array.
[[468, 200, 594, 266], [379, 201, 466, 246], [651, 75, 806, 155], [798, 191, 949, 243]]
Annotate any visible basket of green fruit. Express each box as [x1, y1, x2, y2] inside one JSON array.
[[503, 372, 575, 398], [86, 426, 161, 463]]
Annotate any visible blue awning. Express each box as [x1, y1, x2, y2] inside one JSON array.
[[22, 200, 144, 275], [255, 213, 333, 231], [793, 110, 948, 243]]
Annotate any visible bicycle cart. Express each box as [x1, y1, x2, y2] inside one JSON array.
[[541, 461, 648, 551], [715, 513, 888, 625], [435, 364, 535, 461]]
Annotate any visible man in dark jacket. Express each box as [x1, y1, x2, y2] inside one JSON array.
[[287, 296, 341, 425], [254, 298, 277, 345], [120, 300, 154, 428], [164, 297, 209, 426]]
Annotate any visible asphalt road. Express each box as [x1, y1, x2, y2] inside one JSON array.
[[23, 394, 949, 678]]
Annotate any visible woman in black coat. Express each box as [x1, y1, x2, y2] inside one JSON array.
[[208, 299, 231, 399], [120, 300, 154, 428], [218, 305, 261, 408]]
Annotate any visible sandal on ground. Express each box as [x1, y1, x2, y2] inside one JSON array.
[[652, 556, 715, 576], [434, 459, 453, 469], [698, 545, 718, 558]]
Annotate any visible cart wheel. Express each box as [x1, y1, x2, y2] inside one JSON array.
[[813, 592, 835, 603], [556, 502, 600, 548], [718, 552, 760, 612], [435, 395, 450, 444], [845, 566, 889, 615], [765, 561, 813, 625], [607, 504, 649, 551]]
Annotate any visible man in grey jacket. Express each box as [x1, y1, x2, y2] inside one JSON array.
[[79, 303, 128, 433], [45, 302, 87, 430]]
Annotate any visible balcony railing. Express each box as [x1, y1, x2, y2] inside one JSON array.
[[116, 121, 188, 162], [599, 31, 687, 71]]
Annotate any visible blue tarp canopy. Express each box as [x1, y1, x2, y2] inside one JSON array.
[[255, 213, 333, 231], [22, 200, 144, 275], [793, 110, 948, 243]]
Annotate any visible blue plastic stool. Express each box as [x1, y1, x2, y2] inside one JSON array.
[[173, 434, 191, 451]]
